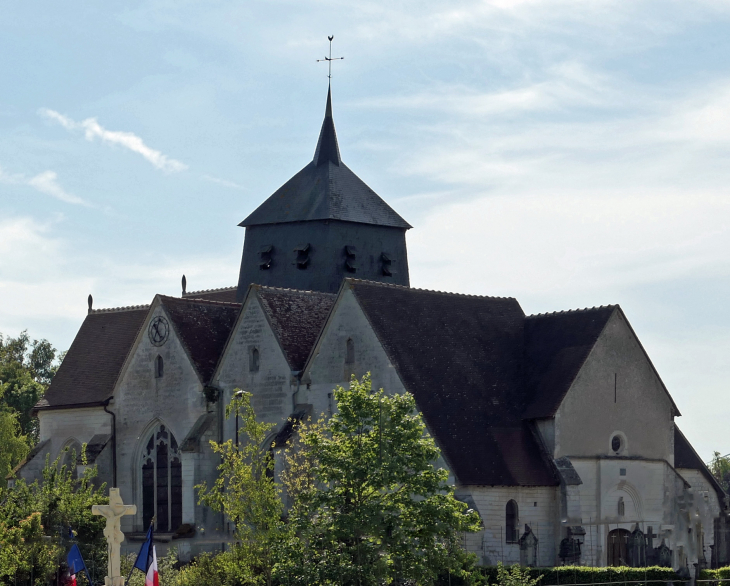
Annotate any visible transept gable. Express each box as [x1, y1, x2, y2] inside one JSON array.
[[551, 309, 679, 461]]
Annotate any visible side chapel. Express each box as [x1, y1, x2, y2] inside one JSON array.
[[11, 84, 730, 573]]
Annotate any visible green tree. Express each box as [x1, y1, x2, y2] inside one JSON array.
[[495, 563, 542, 586], [0, 399, 29, 488], [275, 374, 482, 586], [0, 447, 108, 585], [709, 451, 730, 492], [0, 331, 63, 443], [196, 390, 285, 586]]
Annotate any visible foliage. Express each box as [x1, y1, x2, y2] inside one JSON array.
[[494, 563, 542, 586], [479, 565, 681, 586], [0, 330, 63, 444], [0, 447, 108, 585], [275, 373, 482, 586], [0, 511, 60, 585], [699, 566, 730, 581], [122, 548, 180, 586], [709, 452, 730, 493], [175, 546, 252, 586], [0, 397, 29, 488], [196, 390, 284, 586]]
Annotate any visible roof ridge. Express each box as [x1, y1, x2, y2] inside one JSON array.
[[526, 304, 618, 319], [90, 304, 150, 314], [346, 278, 516, 300], [160, 294, 240, 307], [254, 284, 336, 296], [182, 285, 237, 297]]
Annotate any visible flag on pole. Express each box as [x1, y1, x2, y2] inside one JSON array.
[[67, 543, 92, 586], [132, 525, 158, 586]]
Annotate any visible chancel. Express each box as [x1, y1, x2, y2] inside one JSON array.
[[9, 52, 730, 576]]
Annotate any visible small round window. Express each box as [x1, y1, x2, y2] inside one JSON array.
[[611, 435, 622, 453]]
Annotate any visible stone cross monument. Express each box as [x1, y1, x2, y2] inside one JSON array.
[[92, 488, 137, 586]]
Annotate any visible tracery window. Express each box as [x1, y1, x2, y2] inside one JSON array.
[[506, 500, 519, 543], [141, 424, 182, 533]]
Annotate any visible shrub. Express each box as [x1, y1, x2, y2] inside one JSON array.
[[479, 565, 681, 586]]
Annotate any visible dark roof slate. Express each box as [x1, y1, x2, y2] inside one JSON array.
[[674, 425, 726, 499], [348, 280, 558, 487], [239, 88, 410, 230], [255, 286, 336, 371], [183, 287, 238, 303], [522, 307, 616, 420], [35, 307, 149, 410], [159, 296, 240, 383]]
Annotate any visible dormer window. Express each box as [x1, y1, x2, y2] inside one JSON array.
[[381, 252, 394, 277], [345, 338, 355, 364], [344, 245, 357, 273], [259, 245, 273, 270], [155, 355, 164, 378], [294, 243, 310, 269], [250, 347, 260, 372]]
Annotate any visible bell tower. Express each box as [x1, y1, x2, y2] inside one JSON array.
[[236, 86, 411, 299]]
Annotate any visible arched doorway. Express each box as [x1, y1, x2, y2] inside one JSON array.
[[608, 529, 631, 566]]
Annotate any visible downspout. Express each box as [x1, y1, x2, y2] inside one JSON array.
[[103, 400, 117, 487]]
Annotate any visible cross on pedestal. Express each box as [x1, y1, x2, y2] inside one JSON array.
[[92, 488, 137, 586]]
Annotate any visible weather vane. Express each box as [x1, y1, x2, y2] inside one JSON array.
[[317, 35, 344, 80]]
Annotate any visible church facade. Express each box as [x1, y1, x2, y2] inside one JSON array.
[[11, 86, 729, 573]]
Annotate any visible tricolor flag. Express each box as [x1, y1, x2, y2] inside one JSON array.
[[66, 544, 92, 586], [132, 526, 159, 586]]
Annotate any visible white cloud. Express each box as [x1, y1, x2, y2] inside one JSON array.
[[39, 108, 188, 173], [0, 165, 88, 206], [27, 171, 88, 206], [201, 174, 247, 191]]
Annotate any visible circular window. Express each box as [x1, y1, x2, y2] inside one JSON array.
[[611, 435, 622, 453]]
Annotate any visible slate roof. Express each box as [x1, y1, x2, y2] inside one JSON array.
[[159, 296, 241, 383], [183, 286, 238, 303], [674, 425, 726, 499], [255, 286, 336, 371], [35, 307, 149, 410], [522, 306, 617, 420], [239, 87, 411, 230], [347, 280, 558, 487]]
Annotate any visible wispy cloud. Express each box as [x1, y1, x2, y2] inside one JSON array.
[[39, 108, 188, 173], [201, 174, 247, 191], [0, 166, 88, 206]]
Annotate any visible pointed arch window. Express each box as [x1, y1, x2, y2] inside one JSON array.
[[155, 355, 164, 378], [141, 424, 182, 533], [345, 338, 355, 364], [506, 500, 519, 543], [250, 347, 260, 372]]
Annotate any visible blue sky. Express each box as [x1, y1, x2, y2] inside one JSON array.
[[2, 0, 730, 460]]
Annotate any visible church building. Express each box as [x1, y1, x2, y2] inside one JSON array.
[[11, 85, 729, 573]]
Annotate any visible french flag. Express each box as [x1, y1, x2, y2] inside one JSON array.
[[132, 526, 159, 586]]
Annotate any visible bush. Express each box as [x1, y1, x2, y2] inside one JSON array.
[[699, 566, 730, 581], [175, 546, 251, 586], [479, 565, 681, 586]]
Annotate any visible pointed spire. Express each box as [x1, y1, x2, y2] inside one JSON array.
[[313, 85, 341, 166]]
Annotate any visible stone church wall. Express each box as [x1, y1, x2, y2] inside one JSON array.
[[465, 486, 559, 567], [112, 303, 214, 541], [38, 407, 111, 465], [554, 310, 674, 463], [214, 294, 294, 441], [304, 288, 405, 418]]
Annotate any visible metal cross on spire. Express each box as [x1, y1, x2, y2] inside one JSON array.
[[317, 35, 344, 80]]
